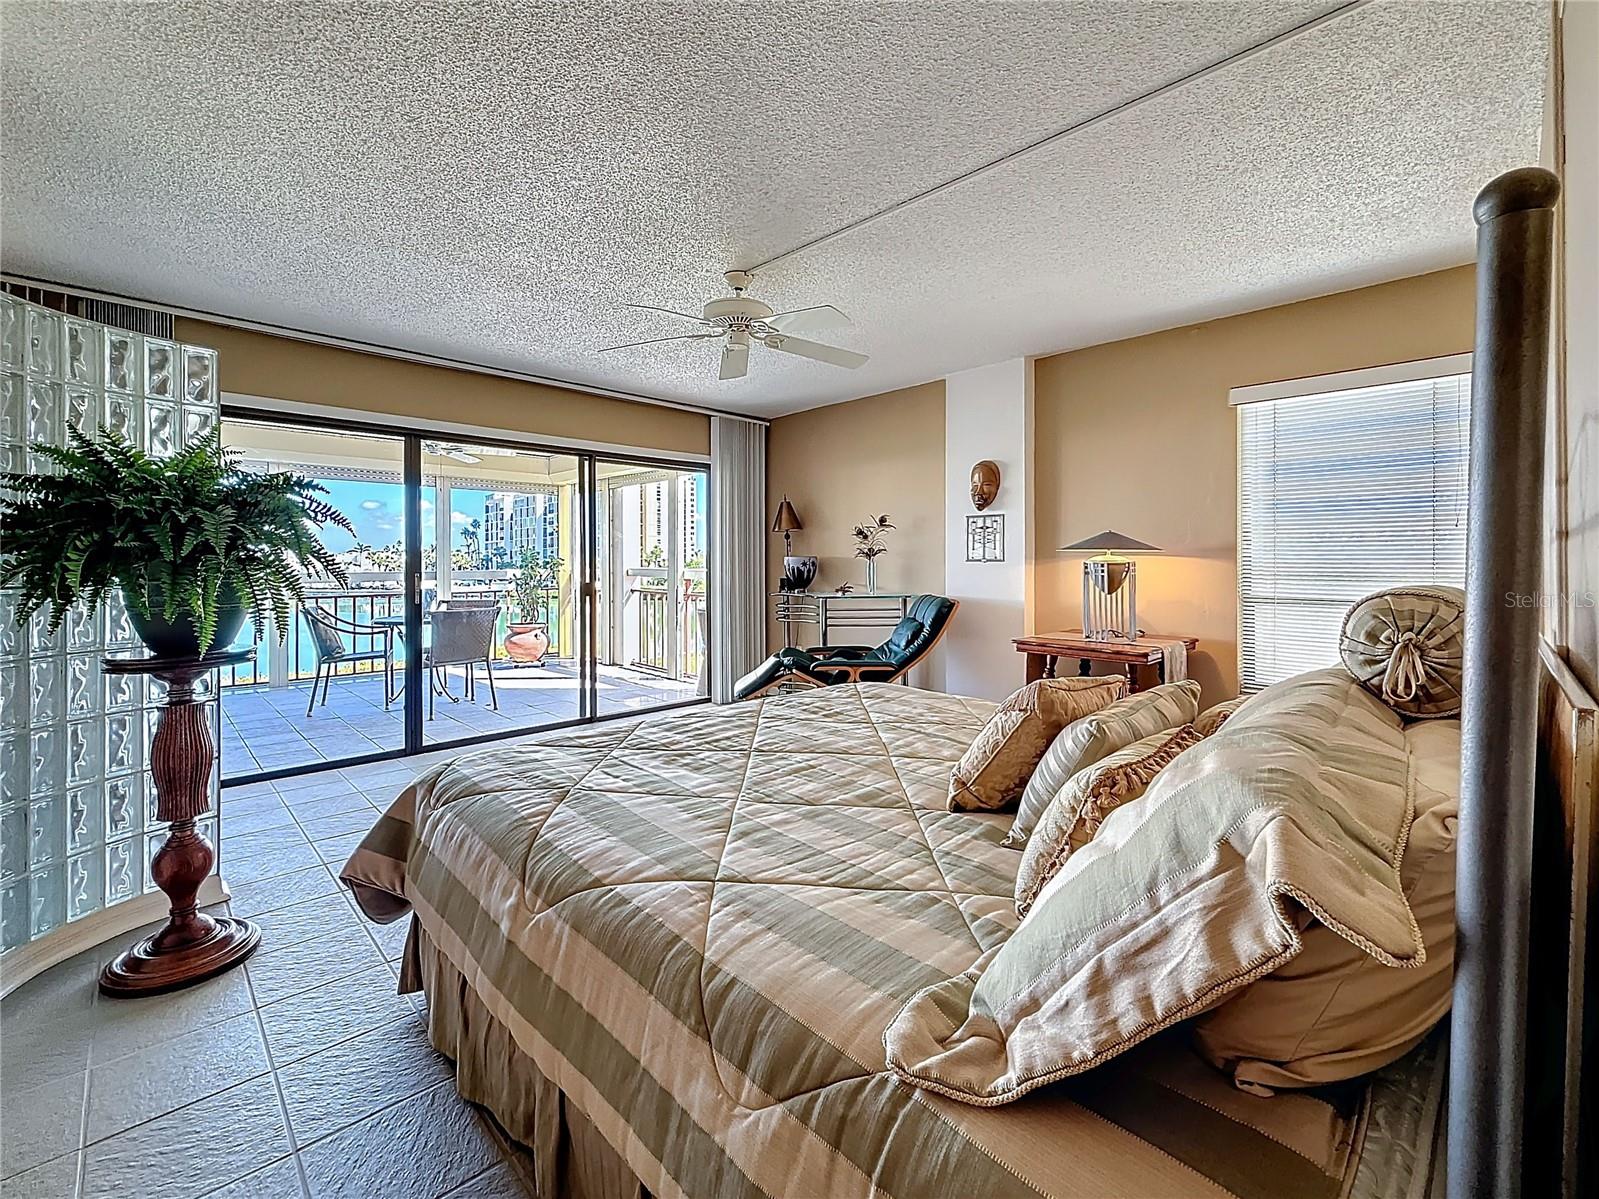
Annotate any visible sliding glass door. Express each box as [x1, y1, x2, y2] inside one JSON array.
[[595, 460, 710, 717], [420, 441, 585, 745], [219, 419, 410, 776], [218, 412, 706, 783]]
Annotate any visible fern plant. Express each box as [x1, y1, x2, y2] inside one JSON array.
[[0, 428, 353, 653]]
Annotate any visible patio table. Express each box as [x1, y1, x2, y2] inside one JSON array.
[[373, 611, 494, 707], [372, 613, 421, 705]]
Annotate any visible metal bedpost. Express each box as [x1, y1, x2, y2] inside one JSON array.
[[1449, 166, 1560, 1199]]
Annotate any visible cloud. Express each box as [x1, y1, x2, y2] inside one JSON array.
[[451, 511, 474, 526], [359, 499, 385, 512]]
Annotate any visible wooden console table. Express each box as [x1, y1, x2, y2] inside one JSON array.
[[1013, 630, 1199, 694]]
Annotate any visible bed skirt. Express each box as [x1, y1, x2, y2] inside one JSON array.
[[406, 921, 651, 1199]]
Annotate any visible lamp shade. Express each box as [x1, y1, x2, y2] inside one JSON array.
[[772, 497, 803, 534], [1058, 529, 1162, 554]]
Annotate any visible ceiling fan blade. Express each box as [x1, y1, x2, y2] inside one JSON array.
[[764, 334, 869, 369], [719, 340, 750, 381], [765, 304, 850, 335], [625, 302, 713, 325], [598, 331, 720, 352]]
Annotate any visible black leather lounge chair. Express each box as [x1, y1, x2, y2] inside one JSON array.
[[734, 594, 958, 699]]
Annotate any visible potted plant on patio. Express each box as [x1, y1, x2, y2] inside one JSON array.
[[505, 549, 563, 664], [0, 428, 353, 657]]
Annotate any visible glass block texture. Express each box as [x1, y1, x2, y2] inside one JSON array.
[[0, 296, 220, 956]]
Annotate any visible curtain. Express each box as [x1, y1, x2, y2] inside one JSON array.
[[709, 417, 766, 702]]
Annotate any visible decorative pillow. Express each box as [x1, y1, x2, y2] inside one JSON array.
[[947, 677, 1125, 811], [1339, 585, 1465, 719], [1193, 695, 1247, 738], [1192, 718, 1459, 1092], [1014, 723, 1203, 916], [1003, 680, 1201, 847], [885, 668, 1426, 1107]]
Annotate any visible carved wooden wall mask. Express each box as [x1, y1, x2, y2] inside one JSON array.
[[970, 460, 1000, 510]]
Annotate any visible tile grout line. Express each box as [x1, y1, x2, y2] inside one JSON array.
[[243, 955, 313, 1199], [281, 1025, 452, 1159], [71, 1051, 281, 1167], [75, 1019, 91, 1199]]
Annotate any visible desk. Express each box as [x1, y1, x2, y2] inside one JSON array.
[[771, 591, 913, 648], [1013, 630, 1199, 694]]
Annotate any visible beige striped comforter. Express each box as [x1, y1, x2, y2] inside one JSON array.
[[341, 683, 1375, 1199]]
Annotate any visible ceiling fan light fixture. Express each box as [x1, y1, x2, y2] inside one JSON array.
[[608, 272, 869, 381]]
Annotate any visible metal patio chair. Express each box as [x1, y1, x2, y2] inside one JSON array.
[[423, 605, 499, 717], [301, 606, 396, 717], [434, 597, 495, 613]]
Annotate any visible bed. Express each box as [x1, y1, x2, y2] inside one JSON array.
[[340, 167, 1590, 1199], [343, 682, 1444, 1199]]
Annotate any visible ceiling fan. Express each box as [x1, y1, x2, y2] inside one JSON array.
[[599, 271, 869, 381], [423, 441, 481, 464]]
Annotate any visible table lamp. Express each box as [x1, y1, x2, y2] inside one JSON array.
[[772, 496, 803, 553], [772, 497, 816, 591], [1059, 530, 1162, 642]]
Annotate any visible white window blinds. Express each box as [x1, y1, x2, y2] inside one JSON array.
[[1237, 370, 1471, 691]]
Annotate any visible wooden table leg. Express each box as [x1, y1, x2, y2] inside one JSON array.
[[1125, 663, 1141, 694], [99, 661, 260, 997], [1078, 658, 1091, 677], [1025, 652, 1044, 684], [1043, 655, 1058, 679]]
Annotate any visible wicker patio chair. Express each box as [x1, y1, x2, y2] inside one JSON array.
[[423, 606, 500, 717]]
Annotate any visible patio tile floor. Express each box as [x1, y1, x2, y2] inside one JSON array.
[[220, 660, 699, 778]]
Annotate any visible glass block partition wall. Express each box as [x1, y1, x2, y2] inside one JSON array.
[[0, 295, 221, 959]]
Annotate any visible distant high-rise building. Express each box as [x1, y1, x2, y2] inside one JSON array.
[[484, 491, 560, 565], [681, 475, 703, 564]]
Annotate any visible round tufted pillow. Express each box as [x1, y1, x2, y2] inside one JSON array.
[[1339, 585, 1466, 719]]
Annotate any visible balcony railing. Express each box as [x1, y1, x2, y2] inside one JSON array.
[[631, 585, 706, 682], [221, 567, 705, 690], [219, 571, 563, 690]]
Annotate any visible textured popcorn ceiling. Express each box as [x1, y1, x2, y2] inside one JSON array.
[[0, 1, 1547, 417]]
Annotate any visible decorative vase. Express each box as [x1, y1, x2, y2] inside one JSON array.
[[865, 556, 879, 594], [782, 555, 818, 592], [505, 622, 551, 664], [123, 583, 248, 658]]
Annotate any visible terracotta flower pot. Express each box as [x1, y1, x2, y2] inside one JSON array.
[[505, 622, 551, 664]]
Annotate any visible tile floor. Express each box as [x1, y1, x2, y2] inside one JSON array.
[[0, 746, 561, 1199], [220, 662, 699, 776]]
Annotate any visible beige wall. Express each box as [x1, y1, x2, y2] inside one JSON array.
[[1033, 265, 1478, 703], [765, 380, 946, 652], [175, 318, 710, 458]]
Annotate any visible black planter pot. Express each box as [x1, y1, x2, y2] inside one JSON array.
[[123, 585, 248, 658]]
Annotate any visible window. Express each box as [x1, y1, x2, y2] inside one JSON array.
[[1235, 359, 1471, 691]]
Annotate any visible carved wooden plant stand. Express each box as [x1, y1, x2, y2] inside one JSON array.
[[98, 648, 260, 997]]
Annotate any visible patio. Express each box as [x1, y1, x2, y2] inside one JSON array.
[[219, 660, 700, 777]]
